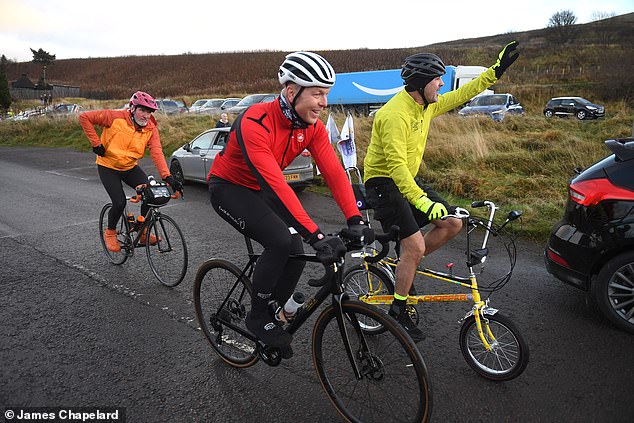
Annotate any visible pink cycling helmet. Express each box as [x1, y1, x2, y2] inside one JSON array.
[[129, 91, 158, 110]]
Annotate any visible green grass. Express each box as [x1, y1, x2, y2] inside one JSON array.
[[1, 100, 632, 242]]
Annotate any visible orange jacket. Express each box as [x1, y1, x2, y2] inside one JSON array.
[[79, 109, 169, 178]]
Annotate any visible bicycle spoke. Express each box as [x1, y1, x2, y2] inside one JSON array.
[[146, 215, 188, 287], [313, 300, 431, 422]]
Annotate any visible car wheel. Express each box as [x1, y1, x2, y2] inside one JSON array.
[[170, 160, 186, 186], [576, 110, 587, 120], [544, 109, 554, 118], [593, 251, 634, 334]]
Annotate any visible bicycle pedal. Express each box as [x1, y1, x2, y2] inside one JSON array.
[[259, 344, 282, 367]]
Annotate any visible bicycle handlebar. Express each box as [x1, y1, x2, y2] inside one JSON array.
[[129, 183, 182, 204], [307, 226, 390, 287], [364, 225, 399, 264]]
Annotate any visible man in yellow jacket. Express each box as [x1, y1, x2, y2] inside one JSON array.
[[363, 42, 519, 341], [79, 91, 182, 252]]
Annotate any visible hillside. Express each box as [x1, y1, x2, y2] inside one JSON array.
[[5, 13, 634, 102]]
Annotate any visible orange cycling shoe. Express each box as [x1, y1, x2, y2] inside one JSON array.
[[139, 228, 159, 246], [104, 229, 121, 253]]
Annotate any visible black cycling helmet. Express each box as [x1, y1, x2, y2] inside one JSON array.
[[401, 53, 446, 90]]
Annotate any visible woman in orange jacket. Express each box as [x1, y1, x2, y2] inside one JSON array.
[[79, 91, 182, 252]]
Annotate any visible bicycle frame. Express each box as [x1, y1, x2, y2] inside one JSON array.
[[119, 187, 180, 255], [353, 201, 518, 350], [214, 235, 378, 378]]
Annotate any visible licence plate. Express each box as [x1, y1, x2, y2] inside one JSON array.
[[284, 173, 300, 181]]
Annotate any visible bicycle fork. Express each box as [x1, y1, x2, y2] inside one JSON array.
[[465, 276, 498, 351], [333, 292, 372, 381]]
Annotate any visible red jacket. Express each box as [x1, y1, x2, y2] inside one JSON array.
[[209, 99, 360, 238]]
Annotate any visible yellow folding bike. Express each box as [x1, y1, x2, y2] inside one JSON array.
[[343, 200, 529, 381]]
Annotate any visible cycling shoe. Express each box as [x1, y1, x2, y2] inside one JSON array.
[[246, 311, 292, 348], [389, 304, 425, 343]]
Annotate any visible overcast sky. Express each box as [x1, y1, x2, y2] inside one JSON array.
[[1, 0, 632, 62]]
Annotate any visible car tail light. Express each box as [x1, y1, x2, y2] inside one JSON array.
[[547, 248, 571, 268], [569, 178, 634, 207]]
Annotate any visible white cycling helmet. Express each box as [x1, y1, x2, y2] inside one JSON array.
[[278, 51, 336, 88]]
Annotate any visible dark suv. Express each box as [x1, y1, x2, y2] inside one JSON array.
[[545, 138, 634, 333], [543, 97, 605, 120]]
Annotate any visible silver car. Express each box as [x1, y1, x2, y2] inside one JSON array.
[[169, 127, 314, 191]]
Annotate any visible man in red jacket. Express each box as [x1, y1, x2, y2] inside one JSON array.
[[208, 52, 365, 355]]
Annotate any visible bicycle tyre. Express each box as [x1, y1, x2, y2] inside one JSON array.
[[313, 300, 432, 423], [98, 203, 128, 265], [193, 259, 259, 368], [343, 264, 394, 334], [145, 214, 188, 287], [459, 312, 529, 381]]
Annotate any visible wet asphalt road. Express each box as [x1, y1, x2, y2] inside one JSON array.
[[1, 146, 632, 422]]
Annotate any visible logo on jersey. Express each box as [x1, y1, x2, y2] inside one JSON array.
[[297, 133, 305, 143]]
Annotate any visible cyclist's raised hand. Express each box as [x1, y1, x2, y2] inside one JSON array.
[[492, 41, 519, 78], [309, 231, 346, 265], [92, 144, 106, 156], [415, 196, 448, 221], [164, 175, 183, 194]]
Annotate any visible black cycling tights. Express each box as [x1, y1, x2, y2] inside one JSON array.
[[209, 180, 305, 311], [98, 165, 149, 229]]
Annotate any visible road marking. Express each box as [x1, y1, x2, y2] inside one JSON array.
[[45, 169, 90, 180]]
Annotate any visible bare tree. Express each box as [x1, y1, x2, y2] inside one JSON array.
[[590, 11, 617, 44], [547, 10, 578, 44], [590, 11, 616, 21]]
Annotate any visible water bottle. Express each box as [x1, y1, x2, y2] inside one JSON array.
[[148, 175, 157, 186], [134, 215, 145, 232], [282, 292, 305, 319]]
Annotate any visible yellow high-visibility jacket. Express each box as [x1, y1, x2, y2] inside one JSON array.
[[363, 67, 497, 204]]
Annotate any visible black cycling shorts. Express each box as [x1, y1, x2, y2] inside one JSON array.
[[365, 177, 450, 239]]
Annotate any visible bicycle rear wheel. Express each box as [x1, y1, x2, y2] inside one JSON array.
[[145, 214, 188, 287], [193, 259, 258, 368], [313, 300, 432, 423], [98, 203, 129, 265], [459, 312, 529, 381], [343, 264, 394, 334]]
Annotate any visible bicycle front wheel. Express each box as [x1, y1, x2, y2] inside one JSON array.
[[98, 203, 128, 265], [145, 214, 188, 287], [459, 312, 529, 381], [313, 300, 432, 423], [343, 264, 394, 334], [193, 259, 259, 368]]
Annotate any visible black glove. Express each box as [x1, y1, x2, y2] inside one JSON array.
[[92, 144, 105, 156], [492, 41, 519, 79], [164, 175, 183, 194], [309, 231, 346, 265], [345, 216, 368, 249]]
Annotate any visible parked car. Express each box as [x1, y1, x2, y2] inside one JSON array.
[[169, 127, 314, 191], [198, 98, 225, 115], [545, 137, 634, 333], [189, 99, 212, 113], [543, 97, 605, 120], [47, 103, 83, 117], [225, 93, 278, 114], [458, 94, 524, 121], [156, 99, 187, 115], [220, 97, 242, 110]]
